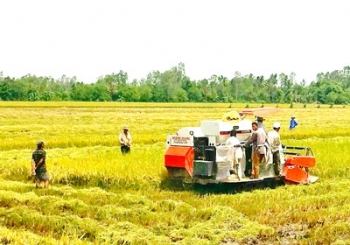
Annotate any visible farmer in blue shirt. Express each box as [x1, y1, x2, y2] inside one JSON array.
[[289, 116, 298, 130]]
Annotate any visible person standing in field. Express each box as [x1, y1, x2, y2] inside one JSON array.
[[31, 140, 49, 188], [268, 122, 282, 176], [225, 129, 243, 180], [119, 126, 132, 154], [289, 116, 298, 130], [256, 116, 267, 134], [245, 121, 267, 179]]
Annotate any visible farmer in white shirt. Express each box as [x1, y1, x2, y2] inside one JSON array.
[[225, 129, 243, 180], [267, 122, 281, 175], [119, 126, 132, 154]]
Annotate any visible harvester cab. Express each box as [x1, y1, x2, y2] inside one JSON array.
[[164, 108, 318, 189]]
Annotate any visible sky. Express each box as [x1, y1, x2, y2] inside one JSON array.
[[1, 0, 350, 84]]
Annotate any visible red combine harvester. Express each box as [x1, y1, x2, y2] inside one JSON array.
[[164, 108, 318, 191]]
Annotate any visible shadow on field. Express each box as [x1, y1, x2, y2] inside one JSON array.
[[160, 177, 285, 195]]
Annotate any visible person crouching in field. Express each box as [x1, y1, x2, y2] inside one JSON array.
[[289, 116, 298, 130], [31, 140, 49, 188], [119, 126, 132, 154]]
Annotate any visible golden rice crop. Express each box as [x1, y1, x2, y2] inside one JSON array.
[[1, 102, 350, 244]]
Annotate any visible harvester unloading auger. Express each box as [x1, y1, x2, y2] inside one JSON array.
[[164, 108, 318, 191]]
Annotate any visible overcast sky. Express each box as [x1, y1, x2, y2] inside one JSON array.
[[1, 0, 349, 84]]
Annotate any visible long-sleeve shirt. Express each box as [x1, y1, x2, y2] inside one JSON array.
[[119, 132, 132, 146], [225, 136, 243, 159], [257, 122, 267, 134], [289, 119, 298, 129], [267, 130, 281, 153], [246, 128, 267, 147]]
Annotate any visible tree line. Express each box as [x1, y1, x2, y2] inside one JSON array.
[[1, 63, 350, 104]]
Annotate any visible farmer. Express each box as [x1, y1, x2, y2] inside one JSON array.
[[245, 121, 267, 179], [31, 140, 49, 188], [268, 122, 282, 175], [289, 116, 298, 130], [256, 116, 267, 134], [119, 126, 132, 154], [225, 129, 243, 179]]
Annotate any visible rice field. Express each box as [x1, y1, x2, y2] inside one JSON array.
[[1, 102, 350, 245]]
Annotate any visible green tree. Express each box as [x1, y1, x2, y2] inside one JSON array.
[[139, 79, 153, 102], [279, 73, 294, 103], [97, 70, 128, 101]]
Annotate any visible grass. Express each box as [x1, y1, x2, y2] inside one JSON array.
[[0, 102, 350, 244]]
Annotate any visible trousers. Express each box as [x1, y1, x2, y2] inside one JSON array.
[[251, 148, 265, 178]]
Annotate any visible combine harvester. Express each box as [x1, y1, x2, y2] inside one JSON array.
[[164, 108, 318, 192]]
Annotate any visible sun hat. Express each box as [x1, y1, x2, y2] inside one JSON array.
[[273, 122, 280, 128]]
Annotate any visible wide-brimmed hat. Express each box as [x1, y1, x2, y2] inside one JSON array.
[[273, 122, 280, 128], [123, 126, 129, 130]]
